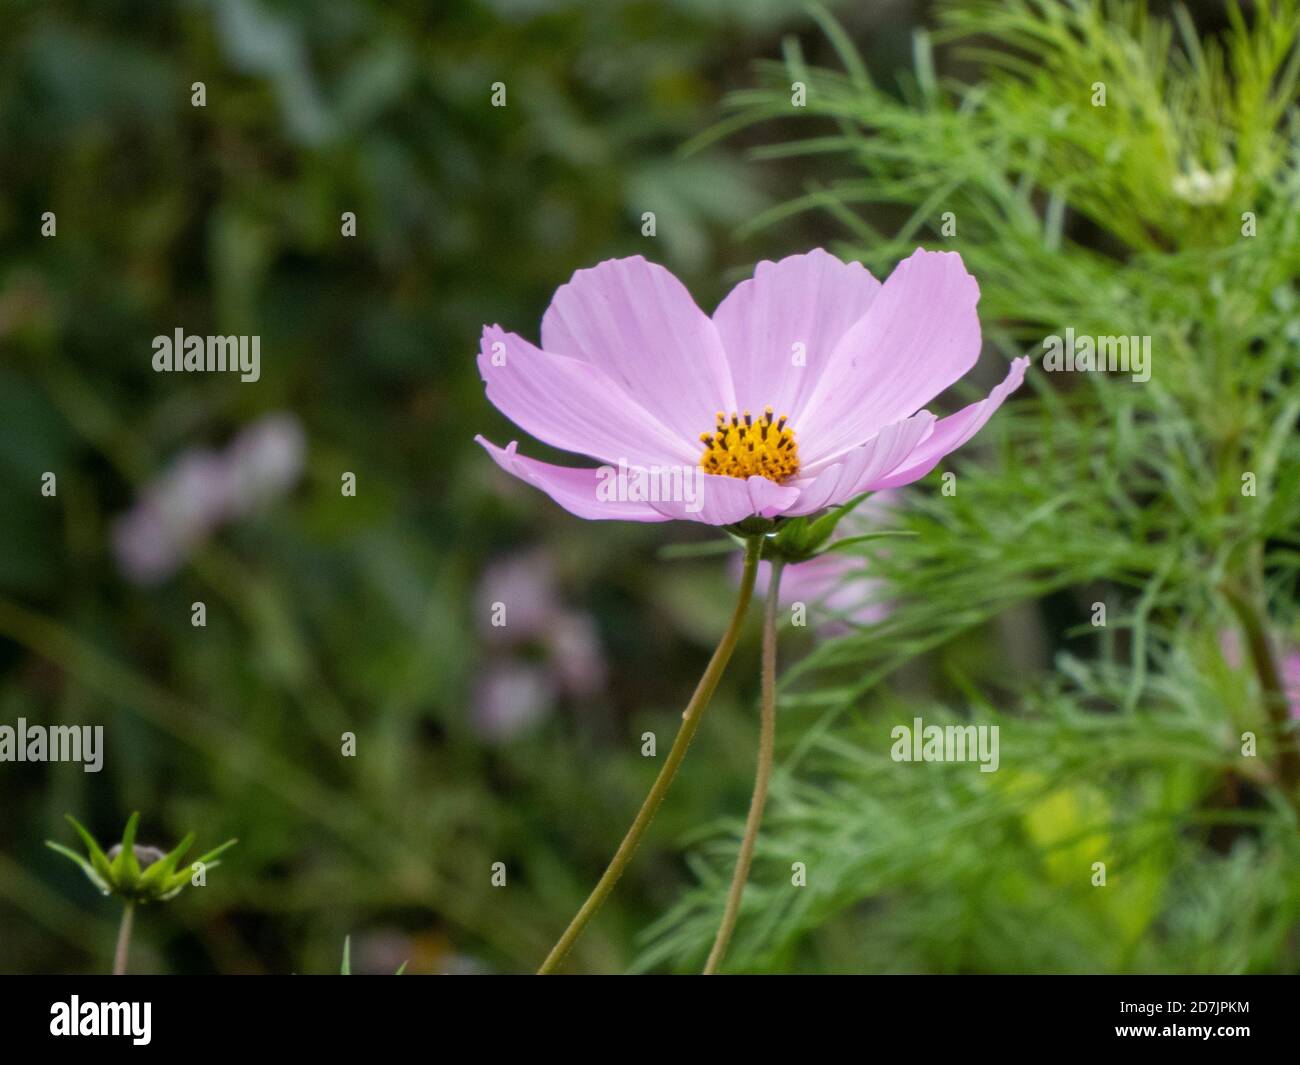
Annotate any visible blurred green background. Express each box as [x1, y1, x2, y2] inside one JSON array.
[[0, 0, 884, 975], [2, 0, 1298, 975]]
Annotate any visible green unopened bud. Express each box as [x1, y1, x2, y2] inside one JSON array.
[[47, 812, 236, 904]]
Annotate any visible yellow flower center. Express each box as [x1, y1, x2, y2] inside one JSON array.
[[699, 407, 800, 483]]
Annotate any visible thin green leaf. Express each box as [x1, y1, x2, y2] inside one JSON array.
[[821, 530, 919, 553], [64, 815, 113, 883], [46, 841, 110, 893], [192, 838, 238, 867], [137, 831, 195, 891], [112, 812, 142, 889]]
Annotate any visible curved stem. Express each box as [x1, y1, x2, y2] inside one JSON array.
[[537, 536, 765, 975], [704, 557, 783, 974], [113, 901, 135, 975], [1222, 582, 1300, 796]]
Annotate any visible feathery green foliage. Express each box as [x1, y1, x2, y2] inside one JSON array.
[[643, 0, 1300, 973]]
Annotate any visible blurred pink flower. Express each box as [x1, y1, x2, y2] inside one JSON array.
[[735, 491, 896, 634], [226, 413, 307, 515], [111, 451, 231, 583], [473, 662, 557, 742], [474, 549, 607, 741], [1286, 653, 1300, 719], [763, 553, 888, 629], [478, 551, 563, 642], [545, 611, 606, 699], [111, 413, 305, 584], [476, 248, 1027, 524]]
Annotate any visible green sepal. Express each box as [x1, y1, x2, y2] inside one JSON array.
[[45, 841, 111, 894], [193, 838, 238, 867], [136, 831, 195, 892], [766, 493, 870, 563], [63, 815, 115, 886], [724, 515, 777, 537], [111, 812, 142, 891], [159, 838, 235, 898], [819, 530, 918, 553]]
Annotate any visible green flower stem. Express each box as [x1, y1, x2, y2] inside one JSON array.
[[704, 557, 784, 975], [537, 535, 765, 975], [113, 901, 135, 976], [1222, 582, 1300, 795]]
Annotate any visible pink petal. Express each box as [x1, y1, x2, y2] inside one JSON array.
[[648, 472, 800, 526], [870, 357, 1029, 489], [476, 436, 671, 522], [774, 554, 890, 628], [1282, 651, 1300, 720], [540, 256, 736, 445], [479, 326, 696, 468], [794, 249, 982, 466], [784, 411, 936, 515], [712, 249, 881, 424]]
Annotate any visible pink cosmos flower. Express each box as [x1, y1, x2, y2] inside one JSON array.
[[476, 248, 1028, 524]]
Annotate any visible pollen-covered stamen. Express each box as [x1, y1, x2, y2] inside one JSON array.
[[699, 405, 800, 483]]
